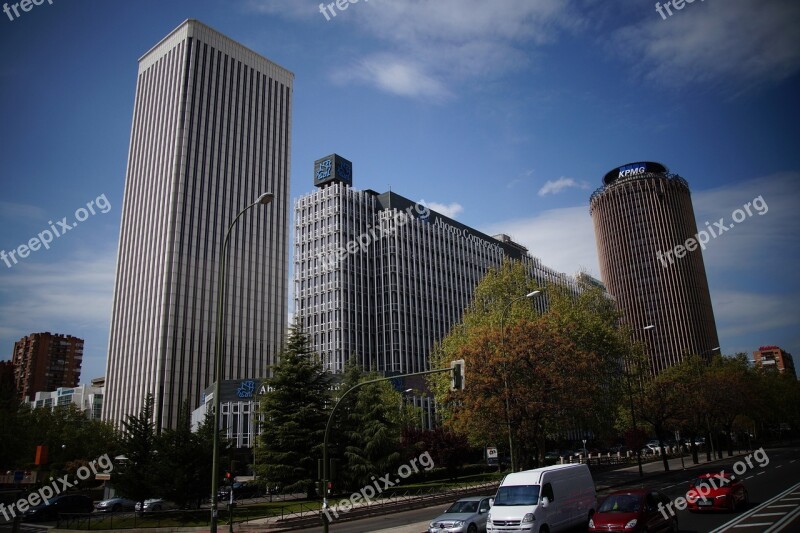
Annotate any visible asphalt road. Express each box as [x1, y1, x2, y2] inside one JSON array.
[[304, 446, 800, 533]]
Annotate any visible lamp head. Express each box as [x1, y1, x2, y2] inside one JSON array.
[[257, 192, 274, 205]]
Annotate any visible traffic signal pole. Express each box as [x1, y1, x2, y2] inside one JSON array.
[[321, 364, 464, 533]]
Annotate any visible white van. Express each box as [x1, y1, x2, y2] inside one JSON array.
[[486, 463, 596, 533]]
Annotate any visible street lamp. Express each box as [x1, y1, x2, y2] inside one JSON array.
[[500, 290, 542, 472], [210, 193, 273, 533]]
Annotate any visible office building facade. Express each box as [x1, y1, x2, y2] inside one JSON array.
[[11, 332, 83, 401], [294, 155, 591, 387], [590, 162, 719, 375], [27, 378, 104, 420], [103, 20, 293, 429]]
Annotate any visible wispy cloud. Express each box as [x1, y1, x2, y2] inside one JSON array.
[[422, 200, 464, 220], [248, 0, 584, 99], [483, 205, 599, 277], [0, 246, 117, 380], [612, 0, 800, 90], [537, 177, 590, 197], [0, 201, 48, 221]]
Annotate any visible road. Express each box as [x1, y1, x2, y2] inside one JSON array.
[[305, 446, 800, 533], [604, 446, 800, 533]]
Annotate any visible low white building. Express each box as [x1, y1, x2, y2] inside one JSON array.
[[27, 377, 104, 419]]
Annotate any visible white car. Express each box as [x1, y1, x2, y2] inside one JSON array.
[[135, 498, 177, 512]]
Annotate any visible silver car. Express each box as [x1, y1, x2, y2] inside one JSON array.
[[429, 496, 492, 533]]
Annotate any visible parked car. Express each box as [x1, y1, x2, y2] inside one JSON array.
[[589, 489, 678, 532], [95, 496, 137, 513], [135, 498, 177, 512], [642, 443, 661, 455], [428, 496, 492, 533], [23, 494, 94, 522], [686, 473, 748, 512], [487, 463, 596, 533]]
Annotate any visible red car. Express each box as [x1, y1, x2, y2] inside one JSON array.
[[589, 489, 678, 532], [686, 472, 749, 512]]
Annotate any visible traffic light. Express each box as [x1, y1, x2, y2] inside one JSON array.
[[225, 471, 232, 482], [450, 359, 465, 391]]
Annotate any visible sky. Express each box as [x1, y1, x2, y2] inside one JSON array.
[[0, 0, 798, 384]]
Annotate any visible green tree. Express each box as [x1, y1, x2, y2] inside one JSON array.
[[153, 400, 216, 508], [112, 395, 158, 505], [333, 360, 405, 491], [256, 325, 333, 498]]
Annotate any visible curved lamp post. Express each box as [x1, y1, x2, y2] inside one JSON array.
[[500, 290, 541, 472], [210, 192, 273, 533]]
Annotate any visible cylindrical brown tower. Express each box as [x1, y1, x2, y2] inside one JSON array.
[[589, 162, 719, 375]]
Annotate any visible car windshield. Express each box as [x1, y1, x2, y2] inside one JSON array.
[[493, 485, 540, 506], [446, 501, 479, 513], [599, 494, 641, 513]]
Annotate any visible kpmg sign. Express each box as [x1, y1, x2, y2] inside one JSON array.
[[603, 161, 667, 185], [314, 153, 353, 188]]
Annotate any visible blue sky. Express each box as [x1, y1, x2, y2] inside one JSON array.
[[1, 0, 798, 383]]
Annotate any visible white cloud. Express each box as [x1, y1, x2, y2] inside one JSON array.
[[0, 246, 117, 381], [331, 55, 451, 100], [537, 177, 590, 197], [422, 199, 464, 219], [0, 201, 48, 221], [693, 172, 800, 274], [483, 206, 599, 277], [612, 0, 800, 89], [250, 0, 583, 99]]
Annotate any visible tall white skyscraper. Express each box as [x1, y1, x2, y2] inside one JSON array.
[[103, 20, 293, 429]]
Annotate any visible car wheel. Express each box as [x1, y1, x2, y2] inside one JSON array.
[[729, 496, 737, 512], [467, 524, 477, 533], [670, 518, 679, 533], [743, 491, 749, 507], [538, 526, 549, 533], [112, 504, 121, 512]]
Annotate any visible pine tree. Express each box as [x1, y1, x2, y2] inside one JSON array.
[[112, 394, 158, 505], [256, 325, 333, 498]]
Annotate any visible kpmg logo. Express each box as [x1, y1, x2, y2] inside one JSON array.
[[618, 163, 647, 179], [237, 380, 256, 398], [316, 158, 333, 181]]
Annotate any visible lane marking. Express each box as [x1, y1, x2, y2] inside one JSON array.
[[767, 504, 796, 508], [764, 503, 800, 532], [753, 513, 788, 517], [708, 481, 800, 533], [733, 523, 774, 528]]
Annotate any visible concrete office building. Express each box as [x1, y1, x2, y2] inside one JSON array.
[[590, 162, 719, 375], [27, 378, 105, 419], [294, 155, 595, 420], [11, 332, 83, 401], [103, 20, 293, 429]]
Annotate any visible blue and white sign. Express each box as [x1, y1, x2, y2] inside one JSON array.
[[314, 154, 353, 187]]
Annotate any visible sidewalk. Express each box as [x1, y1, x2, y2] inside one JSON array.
[[593, 448, 752, 490]]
